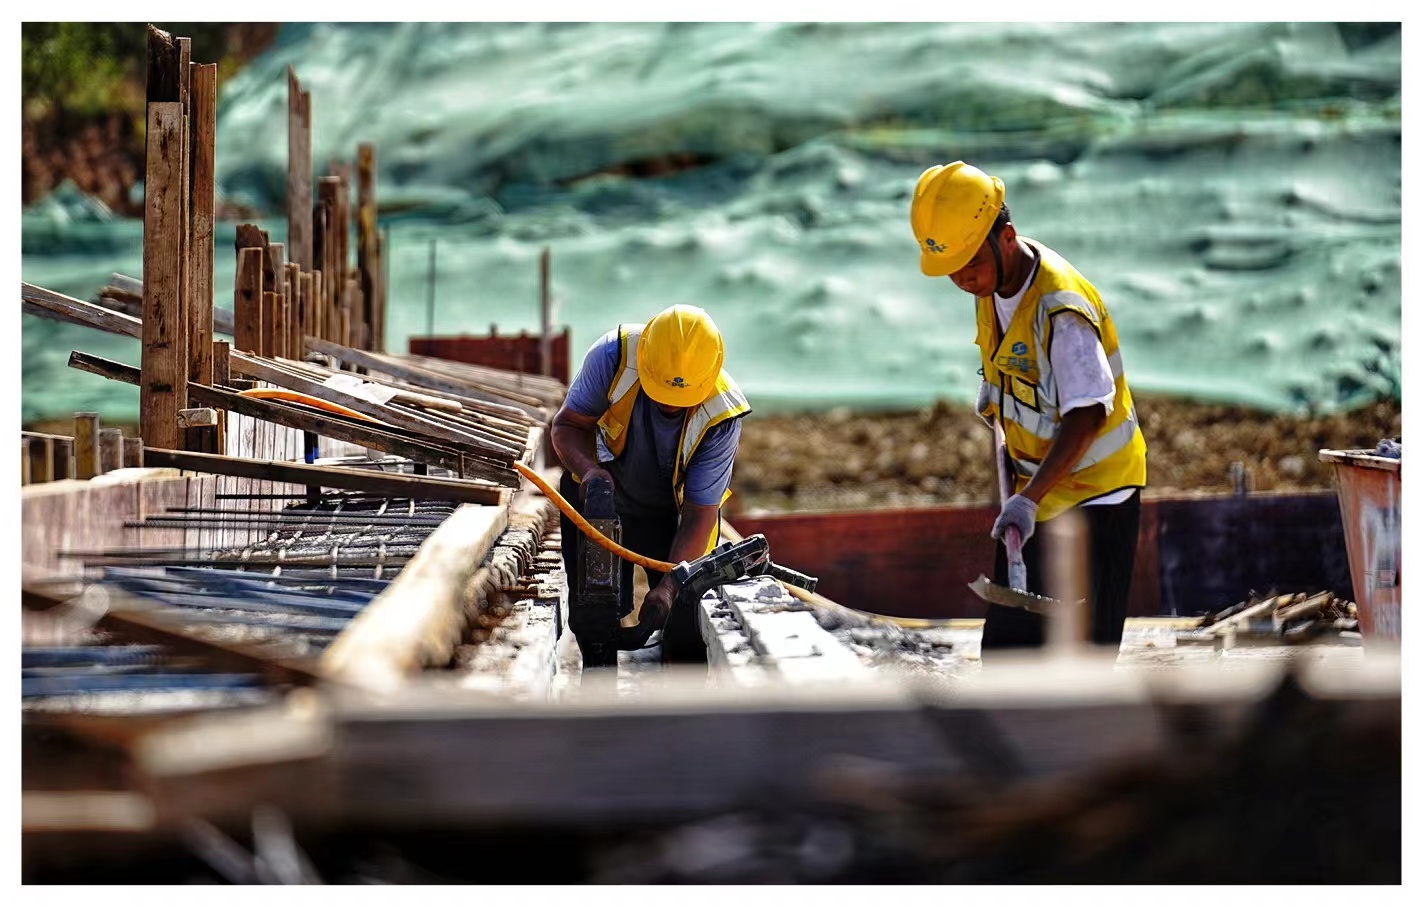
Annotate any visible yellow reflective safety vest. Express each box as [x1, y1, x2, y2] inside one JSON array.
[[596, 323, 752, 512], [975, 239, 1147, 522]]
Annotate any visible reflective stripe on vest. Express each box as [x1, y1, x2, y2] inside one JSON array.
[[976, 239, 1147, 521]]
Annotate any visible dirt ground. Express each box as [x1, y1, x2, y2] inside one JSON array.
[[726, 395, 1401, 515]]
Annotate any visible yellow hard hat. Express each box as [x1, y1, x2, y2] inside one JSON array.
[[637, 304, 725, 408], [909, 161, 1006, 276]]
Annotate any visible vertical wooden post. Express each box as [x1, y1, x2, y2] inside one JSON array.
[[52, 438, 73, 481], [356, 144, 377, 352], [539, 246, 553, 377], [99, 429, 124, 475], [311, 271, 325, 342], [123, 437, 145, 468], [234, 246, 263, 353], [333, 168, 350, 330], [1044, 508, 1090, 655], [27, 437, 53, 484], [287, 67, 314, 271], [140, 26, 188, 451], [268, 291, 287, 361], [375, 227, 389, 353], [75, 413, 101, 480], [213, 339, 230, 454], [299, 271, 316, 356], [188, 62, 218, 387], [213, 340, 231, 387], [20, 439, 31, 486], [286, 262, 302, 358], [317, 179, 340, 319]]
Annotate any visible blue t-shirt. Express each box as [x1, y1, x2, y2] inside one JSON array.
[[565, 329, 743, 516]]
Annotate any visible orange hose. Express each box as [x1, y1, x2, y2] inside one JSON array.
[[513, 461, 952, 629], [237, 388, 381, 424], [514, 461, 675, 572]]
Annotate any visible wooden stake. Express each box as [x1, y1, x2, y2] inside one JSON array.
[[188, 62, 218, 387], [213, 340, 231, 387], [74, 413, 101, 480], [26, 436, 54, 484], [234, 241, 264, 355], [264, 291, 283, 360], [287, 68, 313, 270], [140, 100, 189, 451], [52, 438, 73, 481], [1044, 508, 1090, 654], [356, 143, 378, 352], [99, 428, 124, 475], [20, 439, 30, 486], [286, 262, 302, 358], [123, 437, 145, 468]]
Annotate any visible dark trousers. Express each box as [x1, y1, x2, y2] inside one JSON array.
[[559, 471, 678, 620], [980, 490, 1141, 654]]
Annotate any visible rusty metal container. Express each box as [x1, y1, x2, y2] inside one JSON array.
[[1319, 448, 1401, 642]]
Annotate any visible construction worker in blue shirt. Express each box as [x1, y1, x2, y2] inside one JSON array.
[[910, 161, 1149, 653], [552, 304, 751, 648]]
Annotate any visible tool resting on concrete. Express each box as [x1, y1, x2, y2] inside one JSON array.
[[620, 534, 818, 663]]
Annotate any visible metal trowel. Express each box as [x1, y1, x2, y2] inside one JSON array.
[[968, 424, 1080, 615]]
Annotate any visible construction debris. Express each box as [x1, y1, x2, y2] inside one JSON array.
[[1178, 591, 1359, 650]]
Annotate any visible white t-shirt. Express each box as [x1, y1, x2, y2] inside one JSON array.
[[988, 244, 1133, 507]]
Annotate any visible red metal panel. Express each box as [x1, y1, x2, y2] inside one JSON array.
[[408, 329, 571, 385]]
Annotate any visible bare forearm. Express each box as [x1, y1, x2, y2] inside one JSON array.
[[665, 503, 721, 567], [550, 417, 601, 479], [1020, 405, 1106, 504]]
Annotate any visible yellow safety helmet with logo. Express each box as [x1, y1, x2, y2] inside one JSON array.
[[910, 161, 1006, 277], [637, 304, 725, 408]]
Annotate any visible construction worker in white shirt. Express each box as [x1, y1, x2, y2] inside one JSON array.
[[910, 161, 1148, 653]]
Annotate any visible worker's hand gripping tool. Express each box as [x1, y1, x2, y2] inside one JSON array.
[[618, 534, 818, 659]]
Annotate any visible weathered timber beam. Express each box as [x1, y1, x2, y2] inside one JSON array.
[[305, 337, 546, 420], [319, 498, 512, 690], [67, 351, 516, 484], [229, 353, 521, 459], [141, 447, 506, 505], [22, 283, 142, 338]]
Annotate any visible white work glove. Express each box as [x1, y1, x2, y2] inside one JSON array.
[[991, 494, 1038, 545], [975, 380, 994, 429]]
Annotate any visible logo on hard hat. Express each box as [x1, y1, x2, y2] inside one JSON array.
[[1012, 342, 1028, 355], [668, 376, 688, 388], [924, 237, 946, 254]]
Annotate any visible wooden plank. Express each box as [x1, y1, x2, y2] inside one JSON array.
[[123, 436, 145, 468], [304, 337, 545, 420], [73, 412, 101, 480], [229, 354, 521, 459], [299, 272, 315, 352], [376, 227, 389, 353], [67, 350, 517, 483], [285, 262, 302, 359], [140, 100, 189, 451], [356, 143, 377, 352], [188, 62, 218, 387], [213, 340, 231, 387], [22, 282, 141, 338], [27, 436, 54, 484], [233, 246, 263, 354], [20, 439, 31, 485], [145, 25, 181, 103], [99, 428, 124, 474], [52, 438, 73, 481], [320, 500, 510, 689], [287, 68, 313, 270], [311, 270, 324, 342], [142, 447, 506, 505], [263, 291, 282, 360], [317, 179, 340, 319]]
